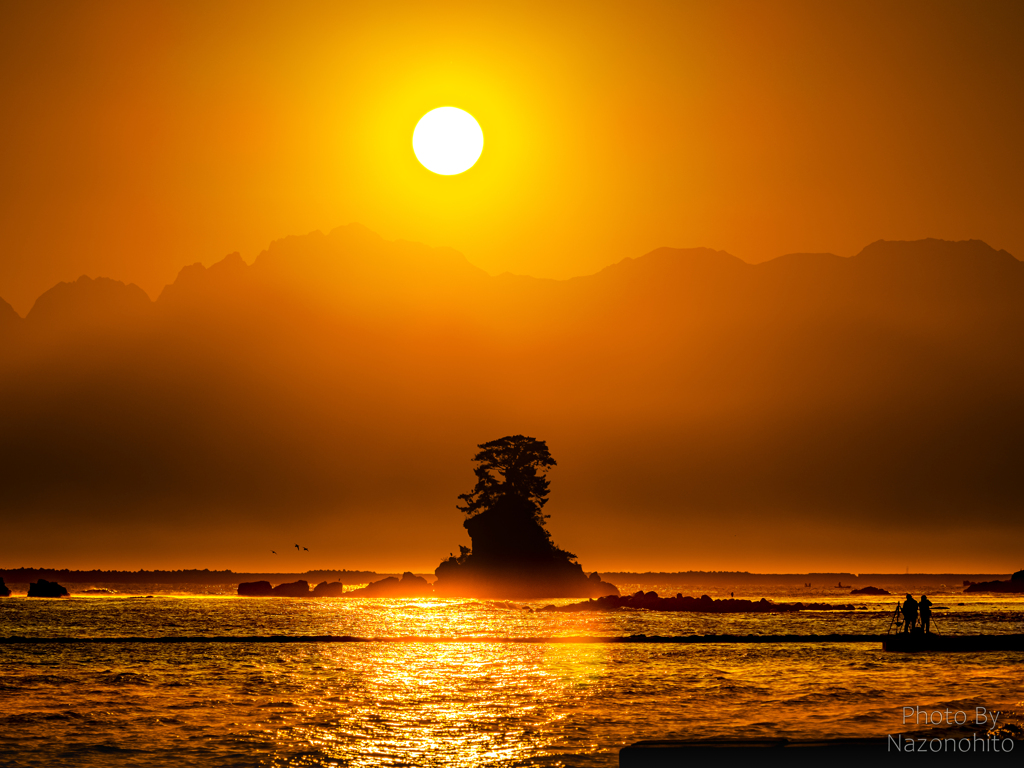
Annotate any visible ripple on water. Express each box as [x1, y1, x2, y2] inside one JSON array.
[[1, 595, 1021, 766]]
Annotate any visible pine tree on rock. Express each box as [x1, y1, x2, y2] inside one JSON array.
[[457, 435, 570, 563], [434, 435, 619, 599]]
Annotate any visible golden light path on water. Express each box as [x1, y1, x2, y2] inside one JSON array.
[[249, 599, 615, 766], [288, 643, 607, 767]]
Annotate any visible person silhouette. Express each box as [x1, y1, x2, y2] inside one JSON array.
[[919, 594, 933, 634], [902, 593, 919, 633]]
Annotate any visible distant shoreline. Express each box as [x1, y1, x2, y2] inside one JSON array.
[[600, 572, 1014, 587], [0, 568, 1012, 587], [0, 568, 408, 586]]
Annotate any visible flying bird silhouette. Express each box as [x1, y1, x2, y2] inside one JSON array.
[[303, 547, 308, 551], [271, 550, 277, 554], [295, 544, 300, 551]]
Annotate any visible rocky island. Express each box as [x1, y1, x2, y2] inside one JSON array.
[[431, 436, 619, 599]]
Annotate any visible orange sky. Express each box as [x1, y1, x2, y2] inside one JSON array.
[[2, 1, 1023, 576], [2, 0, 1023, 316]]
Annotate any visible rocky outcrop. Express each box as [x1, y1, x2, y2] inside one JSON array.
[[850, 586, 890, 595], [345, 572, 433, 597], [27, 579, 69, 597], [237, 579, 346, 596], [270, 580, 310, 597], [585, 572, 620, 597], [0, 577, 10, 596], [964, 578, 1024, 594], [238, 580, 273, 596], [312, 581, 345, 596], [539, 591, 857, 613], [237, 580, 313, 596], [434, 561, 619, 600]]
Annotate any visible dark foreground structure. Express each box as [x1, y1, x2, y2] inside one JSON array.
[[620, 737, 1017, 767]]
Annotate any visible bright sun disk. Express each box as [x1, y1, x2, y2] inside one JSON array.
[[412, 107, 484, 175]]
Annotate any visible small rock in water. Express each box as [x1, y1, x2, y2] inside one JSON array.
[[313, 581, 346, 597], [238, 581, 273, 596], [344, 572, 433, 597], [27, 579, 69, 598], [271, 580, 311, 597]]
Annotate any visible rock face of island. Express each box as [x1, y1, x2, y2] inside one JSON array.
[[432, 436, 620, 600], [27, 579, 69, 597], [850, 586, 891, 595], [964, 569, 1024, 594], [540, 592, 857, 613], [0, 578, 10, 596]]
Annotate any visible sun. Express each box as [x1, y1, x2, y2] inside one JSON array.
[[412, 107, 484, 175]]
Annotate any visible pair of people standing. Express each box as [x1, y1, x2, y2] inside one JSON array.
[[900, 594, 933, 633]]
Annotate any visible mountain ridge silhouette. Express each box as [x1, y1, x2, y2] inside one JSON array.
[[4, 228, 1021, 324], [0, 295, 19, 331]]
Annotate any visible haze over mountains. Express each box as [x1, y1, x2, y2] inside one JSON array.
[[2, 226, 1021, 573]]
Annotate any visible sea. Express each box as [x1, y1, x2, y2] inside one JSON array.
[[1, 581, 1021, 767]]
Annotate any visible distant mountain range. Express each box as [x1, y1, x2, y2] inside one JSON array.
[[2, 226, 1022, 568]]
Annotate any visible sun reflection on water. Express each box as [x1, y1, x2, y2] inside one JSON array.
[[258, 642, 612, 767]]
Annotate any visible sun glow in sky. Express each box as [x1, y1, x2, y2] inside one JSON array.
[[413, 107, 484, 175], [2, 1, 1024, 317], [2, 1, 1024, 574]]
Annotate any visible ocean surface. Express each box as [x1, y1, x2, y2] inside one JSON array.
[[1, 582, 1021, 767]]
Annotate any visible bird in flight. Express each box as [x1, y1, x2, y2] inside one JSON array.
[[303, 547, 309, 551], [271, 550, 277, 554]]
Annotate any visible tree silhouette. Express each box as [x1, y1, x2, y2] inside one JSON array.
[[457, 435, 556, 525], [454, 435, 572, 564]]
